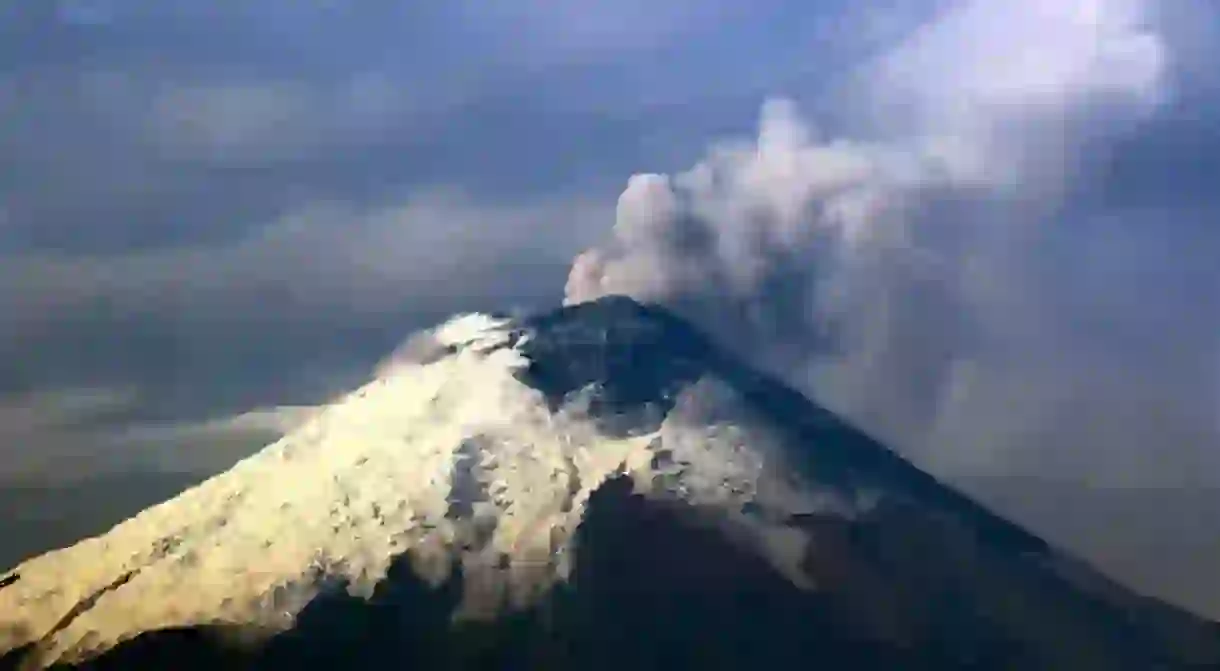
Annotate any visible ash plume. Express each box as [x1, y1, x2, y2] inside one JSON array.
[[565, 0, 1220, 483]]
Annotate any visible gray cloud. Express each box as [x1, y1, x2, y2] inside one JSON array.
[[0, 0, 682, 415], [144, 75, 418, 162], [0, 385, 302, 570], [565, 0, 1220, 486], [0, 189, 610, 419], [5, 190, 599, 321], [0, 386, 293, 485]]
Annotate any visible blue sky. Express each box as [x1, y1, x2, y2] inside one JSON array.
[[3, 0, 1220, 615]]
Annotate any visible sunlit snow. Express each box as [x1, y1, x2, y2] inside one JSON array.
[[0, 310, 845, 667]]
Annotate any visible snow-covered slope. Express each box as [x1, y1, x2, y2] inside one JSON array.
[[2, 296, 1218, 670], [0, 300, 837, 667]]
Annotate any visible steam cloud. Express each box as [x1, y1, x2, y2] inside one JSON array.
[[564, 0, 1215, 482]]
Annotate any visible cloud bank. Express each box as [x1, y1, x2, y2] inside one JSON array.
[[566, 0, 1220, 485], [4, 0, 840, 418]]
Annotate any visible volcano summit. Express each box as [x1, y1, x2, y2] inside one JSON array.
[[2, 296, 1218, 670]]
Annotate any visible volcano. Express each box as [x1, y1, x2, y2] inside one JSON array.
[[2, 296, 1218, 670]]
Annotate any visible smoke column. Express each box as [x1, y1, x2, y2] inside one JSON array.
[[565, 0, 1220, 483]]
